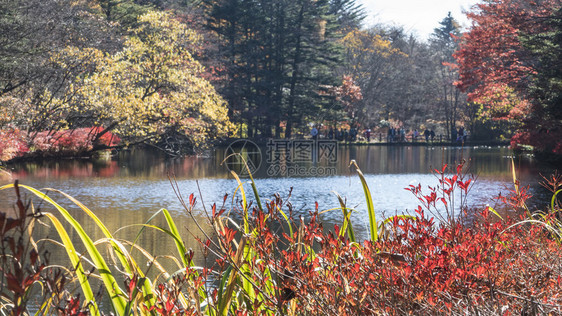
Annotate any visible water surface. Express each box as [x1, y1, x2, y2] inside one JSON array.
[[2, 145, 552, 240], [1, 144, 556, 311]]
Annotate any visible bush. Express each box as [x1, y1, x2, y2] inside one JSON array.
[[0, 162, 561, 315], [0, 128, 29, 161], [32, 127, 120, 155], [0, 127, 120, 162]]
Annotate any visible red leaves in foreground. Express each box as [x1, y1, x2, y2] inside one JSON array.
[[272, 210, 562, 315], [3, 164, 561, 315], [205, 163, 562, 315]]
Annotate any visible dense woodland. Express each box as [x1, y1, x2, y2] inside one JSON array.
[[1, 2, 562, 314], [0, 0, 560, 160]]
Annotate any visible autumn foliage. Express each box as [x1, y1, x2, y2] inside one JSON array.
[[329, 75, 363, 120], [2, 162, 561, 314], [0, 10, 235, 160], [211, 164, 562, 314], [0, 128, 28, 162], [0, 127, 119, 161], [277, 209, 561, 314], [455, 0, 562, 156]]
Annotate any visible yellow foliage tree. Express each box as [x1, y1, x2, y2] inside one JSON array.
[[73, 10, 235, 148], [341, 29, 405, 78], [339, 29, 407, 125]]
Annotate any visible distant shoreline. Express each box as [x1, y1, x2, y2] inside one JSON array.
[[215, 138, 511, 148]]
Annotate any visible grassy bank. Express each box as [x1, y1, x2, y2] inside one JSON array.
[[0, 161, 561, 315]]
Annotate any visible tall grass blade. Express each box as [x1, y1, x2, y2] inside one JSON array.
[[240, 243, 257, 311], [42, 213, 99, 316], [130, 208, 166, 251], [231, 171, 249, 234], [44, 189, 156, 309], [244, 164, 263, 212], [223, 153, 263, 212], [160, 208, 201, 311], [334, 191, 355, 242], [161, 209, 189, 267], [511, 158, 519, 194], [0, 184, 128, 314], [218, 236, 247, 316], [551, 189, 562, 211], [118, 239, 170, 279], [216, 266, 232, 315], [510, 158, 531, 217], [350, 160, 377, 241], [486, 206, 504, 221], [504, 219, 562, 241], [276, 206, 294, 238]]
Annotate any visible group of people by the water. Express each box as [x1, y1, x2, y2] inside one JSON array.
[[310, 124, 469, 144], [320, 127, 359, 142], [452, 127, 468, 143], [388, 127, 436, 143]]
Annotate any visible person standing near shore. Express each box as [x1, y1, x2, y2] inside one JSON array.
[[350, 127, 357, 141], [311, 126, 318, 140], [457, 127, 464, 143], [424, 129, 430, 142]]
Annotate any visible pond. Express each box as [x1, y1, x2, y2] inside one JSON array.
[[0, 143, 556, 288], [2, 144, 554, 237]]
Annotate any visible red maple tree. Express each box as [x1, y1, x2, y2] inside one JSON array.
[[454, 0, 561, 156]]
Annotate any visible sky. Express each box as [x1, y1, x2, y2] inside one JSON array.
[[358, 0, 479, 39]]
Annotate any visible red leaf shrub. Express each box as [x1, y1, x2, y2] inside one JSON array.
[[33, 130, 94, 153], [0, 128, 29, 161], [0, 127, 120, 161], [511, 129, 562, 155], [90, 126, 121, 147], [294, 209, 561, 314], [32, 127, 120, 155], [197, 163, 562, 315]]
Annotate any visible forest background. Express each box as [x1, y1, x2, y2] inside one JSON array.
[[0, 0, 560, 161]]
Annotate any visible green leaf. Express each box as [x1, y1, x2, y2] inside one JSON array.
[[350, 160, 377, 241], [551, 189, 562, 211], [334, 191, 355, 242], [231, 171, 249, 234], [44, 188, 156, 310], [43, 213, 100, 316], [0, 184, 127, 314]]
